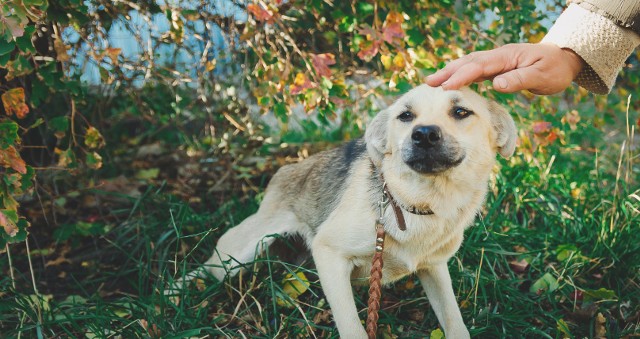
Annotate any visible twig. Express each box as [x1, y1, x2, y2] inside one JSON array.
[[6, 243, 16, 289]]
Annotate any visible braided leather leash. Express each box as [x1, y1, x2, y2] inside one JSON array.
[[366, 180, 407, 339]]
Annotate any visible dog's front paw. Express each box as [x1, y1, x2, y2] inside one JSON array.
[[445, 327, 470, 339], [338, 327, 368, 339]]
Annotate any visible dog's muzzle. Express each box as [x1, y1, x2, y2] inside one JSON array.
[[403, 125, 465, 174]]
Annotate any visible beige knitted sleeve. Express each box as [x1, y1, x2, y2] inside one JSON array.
[[541, 4, 640, 94]]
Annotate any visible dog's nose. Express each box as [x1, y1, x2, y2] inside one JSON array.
[[411, 125, 442, 148]]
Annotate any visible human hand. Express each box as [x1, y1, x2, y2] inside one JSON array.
[[425, 43, 585, 95]]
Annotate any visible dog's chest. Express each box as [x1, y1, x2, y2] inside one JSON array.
[[350, 221, 464, 284]]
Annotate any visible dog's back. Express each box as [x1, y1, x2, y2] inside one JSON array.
[[267, 138, 368, 231]]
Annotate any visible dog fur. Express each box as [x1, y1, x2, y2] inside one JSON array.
[[199, 85, 517, 338]]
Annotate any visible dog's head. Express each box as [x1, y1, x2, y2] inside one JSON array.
[[365, 84, 516, 176]]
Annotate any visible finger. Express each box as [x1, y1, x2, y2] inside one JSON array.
[[440, 61, 487, 90], [492, 67, 544, 93], [441, 46, 522, 90], [426, 53, 478, 86]]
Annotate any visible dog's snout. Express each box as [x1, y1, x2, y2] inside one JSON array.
[[411, 125, 442, 148]]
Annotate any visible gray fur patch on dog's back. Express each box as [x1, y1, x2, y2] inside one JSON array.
[[270, 138, 367, 231]]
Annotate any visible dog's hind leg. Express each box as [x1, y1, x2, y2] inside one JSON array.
[[202, 209, 304, 281]]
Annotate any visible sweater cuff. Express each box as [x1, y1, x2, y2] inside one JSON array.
[[541, 4, 640, 94]]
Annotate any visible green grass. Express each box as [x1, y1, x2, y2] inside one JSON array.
[[2, 99, 639, 338]]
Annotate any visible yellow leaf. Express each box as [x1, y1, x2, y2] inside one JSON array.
[[393, 53, 405, 69], [205, 59, 217, 72], [430, 328, 445, 339], [84, 126, 106, 149], [293, 72, 306, 86], [276, 271, 310, 308], [2, 88, 29, 119], [380, 55, 392, 70]]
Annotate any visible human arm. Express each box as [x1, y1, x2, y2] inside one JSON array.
[[426, 1, 640, 95]]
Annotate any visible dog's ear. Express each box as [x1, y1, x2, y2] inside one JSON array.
[[365, 109, 389, 166], [488, 101, 517, 158]]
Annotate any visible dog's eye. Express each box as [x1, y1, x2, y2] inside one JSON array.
[[397, 111, 414, 122], [452, 107, 473, 120]]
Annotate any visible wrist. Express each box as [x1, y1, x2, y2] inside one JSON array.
[[560, 48, 586, 80]]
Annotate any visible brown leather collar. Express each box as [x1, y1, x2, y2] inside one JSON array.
[[380, 174, 434, 231]]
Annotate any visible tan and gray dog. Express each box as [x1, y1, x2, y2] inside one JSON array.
[[200, 85, 516, 338]]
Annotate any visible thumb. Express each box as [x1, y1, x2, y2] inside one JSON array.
[[492, 67, 541, 93]]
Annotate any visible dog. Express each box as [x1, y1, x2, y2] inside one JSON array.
[[199, 84, 517, 338]]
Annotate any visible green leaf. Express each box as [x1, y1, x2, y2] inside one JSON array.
[[556, 244, 578, 262], [86, 151, 103, 169], [20, 166, 34, 191], [258, 96, 271, 106], [0, 52, 11, 67], [357, 3, 374, 16], [49, 116, 69, 138], [0, 121, 19, 149], [23, 0, 47, 6], [15, 26, 36, 53], [0, 42, 15, 56], [530, 272, 559, 294], [583, 288, 617, 302], [29, 77, 48, 106], [273, 102, 288, 123], [406, 28, 425, 47], [136, 168, 160, 180]]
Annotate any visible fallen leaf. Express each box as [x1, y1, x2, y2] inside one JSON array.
[[583, 288, 617, 302], [430, 328, 445, 339], [530, 272, 559, 294], [139, 319, 161, 338], [595, 312, 606, 337], [2, 87, 29, 119], [136, 142, 164, 157], [136, 168, 160, 180], [276, 271, 310, 308], [44, 255, 71, 267], [311, 53, 335, 78], [99, 175, 141, 197], [508, 258, 529, 274], [571, 290, 583, 302]]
